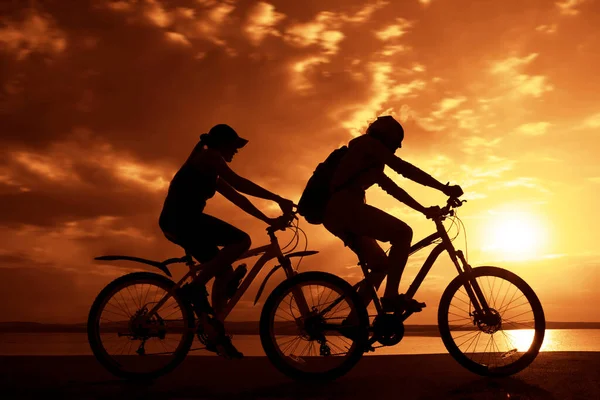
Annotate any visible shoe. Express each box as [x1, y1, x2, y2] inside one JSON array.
[[204, 334, 243, 359], [381, 294, 426, 313]]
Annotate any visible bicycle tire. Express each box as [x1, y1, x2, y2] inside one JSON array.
[[87, 272, 195, 380], [438, 266, 545, 376], [260, 271, 369, 381]]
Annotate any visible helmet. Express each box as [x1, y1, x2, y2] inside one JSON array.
[[366, 116, 404, 148]]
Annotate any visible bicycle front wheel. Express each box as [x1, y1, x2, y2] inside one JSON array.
[[260, 271, 369, 381], [438, 266, 545, 376], [87, 272, 195, 380]]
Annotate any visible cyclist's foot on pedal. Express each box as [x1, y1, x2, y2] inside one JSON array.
[[205, 335, 243, 359], [381, 294, 426, 313]]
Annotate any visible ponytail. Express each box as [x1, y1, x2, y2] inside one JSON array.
[[199, 133, 210, 147]]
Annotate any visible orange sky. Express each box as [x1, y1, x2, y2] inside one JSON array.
[[0, 0, 598, 324]]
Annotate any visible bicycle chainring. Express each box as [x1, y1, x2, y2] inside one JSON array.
[[373, 314, 405, 346]]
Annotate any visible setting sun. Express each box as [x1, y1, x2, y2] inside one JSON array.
[[482, 211, 547, 261]]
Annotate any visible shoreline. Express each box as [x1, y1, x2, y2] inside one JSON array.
[[1, 321, 599, 334]]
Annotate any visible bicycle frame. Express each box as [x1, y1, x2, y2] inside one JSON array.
[[336, 214, 492, 321], [128, 228, 317, 324]]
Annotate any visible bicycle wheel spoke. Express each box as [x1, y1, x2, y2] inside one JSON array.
[[502, 301, 531, 316], [455, 330, 481, 347], [441, 269, 544, 376], [265, 274, 365, 379], [91, 277, 194, 378]]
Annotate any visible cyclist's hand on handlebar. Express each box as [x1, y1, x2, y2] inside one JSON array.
[[268, 214, 293, 231], [276, 197, 295, 214], [423, 206, 442, 220], [442, 183, 463, 198]]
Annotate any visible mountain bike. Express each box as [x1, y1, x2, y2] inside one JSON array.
[[259, 197, 546, 381], [87, 213, 317, 380]]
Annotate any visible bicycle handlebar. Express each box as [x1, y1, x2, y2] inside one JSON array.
[[266, 207, 299, 234], [433, 196, 466, 220]]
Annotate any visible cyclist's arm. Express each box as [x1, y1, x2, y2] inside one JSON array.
[[376, 174, 428, 214], [367, 138, 447, 192], [216, 178, 273, 224], [206, 150, 285, 203]]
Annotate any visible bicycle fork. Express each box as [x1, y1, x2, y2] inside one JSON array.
[[452, 249, 492, 319]]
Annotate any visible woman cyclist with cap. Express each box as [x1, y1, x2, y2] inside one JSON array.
[[159, 124, 294, 358], [324, 116, 464, 313]]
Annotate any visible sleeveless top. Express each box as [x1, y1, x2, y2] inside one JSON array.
[[159, 149, 218, 231]]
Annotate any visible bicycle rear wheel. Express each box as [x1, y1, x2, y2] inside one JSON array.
[[260, 271, 369, 381], [438, 266, 545, 376], [87, 272, 195, 380]]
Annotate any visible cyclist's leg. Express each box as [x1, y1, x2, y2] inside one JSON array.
[[327, 201, 413, 301], [347, 236, 388, 307], [190, 213, 251, 288], [161, 213, 250, 313], [350, 204, 412, 301]]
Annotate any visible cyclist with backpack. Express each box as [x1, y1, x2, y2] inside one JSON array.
[[299, 116, 463, 313]]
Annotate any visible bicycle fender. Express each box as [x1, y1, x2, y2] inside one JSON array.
[[94, 255, 173, 277], [285, 250, 319, 258]]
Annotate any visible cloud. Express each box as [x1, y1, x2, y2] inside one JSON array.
[[100, 0, 237, 49], [340, 1, 390, 23], [244, 2, 285, 46], [392, 79, 427, 98], [105, 1, 133, 13], [461, 135, 502, 155], [164, 31, 191, 46], [290, 55, 329, 92], [499, 177, 551, 193], [581, 112, 600, 128], [143, 0, 172, 27], [452, 109, 481, 132], [4, 136, 173, 193], [536, 24, 558, 34], [459, 156, 515, 187], [431, 96, 467, 118], [0, 9, 67, 60], [490, 53, 553, 98], [556, 0, 588, 16], [375, 18, 413, 41], [517, 122, 552, 135], [284, 12, 345, 55], [491, 53, 538, 74], [339, 62, 394, 136], [379, 44, 411, 56]]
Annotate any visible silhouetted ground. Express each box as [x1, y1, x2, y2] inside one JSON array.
[[1, 353, 598, 399]]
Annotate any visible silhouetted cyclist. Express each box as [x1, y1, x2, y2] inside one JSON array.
[[159, 124, 294, 358], [323, 116, 463, 313]]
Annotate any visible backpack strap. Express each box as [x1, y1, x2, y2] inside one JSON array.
[[331, 155, 380, 194]]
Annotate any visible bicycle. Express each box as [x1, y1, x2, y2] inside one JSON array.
[[87, 212, 317, 380], [259, 197, 546, 381]]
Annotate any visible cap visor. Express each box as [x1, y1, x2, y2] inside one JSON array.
[[235, 137, 249, 148]]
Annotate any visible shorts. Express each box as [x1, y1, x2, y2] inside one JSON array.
[[159, 210, 249, 264]]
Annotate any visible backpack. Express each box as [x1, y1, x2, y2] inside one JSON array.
[[297, 146, 349, 224]]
